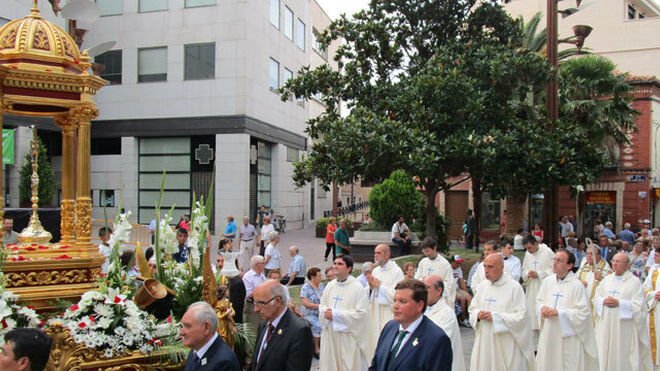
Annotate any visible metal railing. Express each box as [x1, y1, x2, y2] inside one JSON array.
[[323, 201, 369, 218]]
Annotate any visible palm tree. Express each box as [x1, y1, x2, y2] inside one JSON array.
[[520, 12, 587, 60]]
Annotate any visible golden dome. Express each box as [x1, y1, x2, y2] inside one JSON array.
[[0, 5, 87, 73]]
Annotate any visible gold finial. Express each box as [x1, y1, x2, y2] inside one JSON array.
[[18, 125, 52, 244], [30, 0, 41, 16]]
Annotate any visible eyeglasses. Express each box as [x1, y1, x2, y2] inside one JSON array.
[[254, 296, 279, 307]]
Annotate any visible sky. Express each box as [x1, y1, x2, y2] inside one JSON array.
[[315, 0, 371, 20]]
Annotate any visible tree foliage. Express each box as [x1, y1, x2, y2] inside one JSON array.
[[369, 170, 424, 227], [19, 137, 57, 207]]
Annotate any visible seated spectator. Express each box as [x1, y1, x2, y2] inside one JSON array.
[[356, 262, 374, 287], [450, 255, 472, 326], [281, 246, 306, 286], [391, 216, 412, 256], [402, 262, 415, 279], [0, 328, 52, 371]]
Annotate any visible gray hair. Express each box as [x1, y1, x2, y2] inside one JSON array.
[[267, 280, 288, 305], [289, 245, 299, 254], [268, 231, 279, 242], [187, 301, 218, 333], [243, 216, 249, 221], [250, 255, 265, 267], [362, 262, 375, 273], [624, 222, 631, 229]]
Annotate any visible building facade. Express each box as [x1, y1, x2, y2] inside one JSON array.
[[1, 0, 338, 232]]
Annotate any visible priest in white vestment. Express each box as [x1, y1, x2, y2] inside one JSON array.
[[643, 247, 660, 368], [414, 238, 455, 305], [367, 244, 405, 332], [319, 256, 375, 371], [594, 252, 652, 371], [536, 249, 599, 371], [577, 246, 613, 320], [469, 254, 535, 371], [468, 241, 505, 296], [522, 234, 555, 335], [423, 275, 466, 371]]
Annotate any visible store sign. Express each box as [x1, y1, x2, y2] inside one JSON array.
[[585, 191, 616, 204], [628, 175, 647, 182]]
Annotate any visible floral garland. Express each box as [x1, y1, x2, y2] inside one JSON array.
[[187, 202, 208, 270], [0, 288, 40, 345], [103, 210, 135, 296], [56, 289, 162, 358], [158, 211, 178, 256]]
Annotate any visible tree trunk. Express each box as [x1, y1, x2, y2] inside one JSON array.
[[472, 178, 482, 250], [506, 189, 527, 236], [542, 186, 559, 246], [424, 188, 438, 240]]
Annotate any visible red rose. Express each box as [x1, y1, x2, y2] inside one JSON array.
[[70, 304, 79, 311], [1, 319, 7, 329], [113, 296, 121, 304], [89, 315, 95, 322], [166, 316, 172, 323], [78, 322, 86, 328], [27, 305, 35, 310], [154, 339, 163, 346]]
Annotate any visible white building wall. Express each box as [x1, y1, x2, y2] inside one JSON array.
[[119, 137, 139, 219], [215, 134, 250, 232]]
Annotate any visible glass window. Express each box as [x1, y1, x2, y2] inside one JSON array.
[[269, 58, 279, 90], [296, 19, 305, 50], [184, 43, 215, 80], [139, 156, 190, 172], [481, 192, 501, 230], [99, 190, 115, 207], [283, 68, 293, 84], [139, 173, 191, 189], [140, 0, 168, 12], [284, 7, 293, 40], [139, 191, 191, 208], [95, 0, 122, 16], [286, 146, 299, 162], [269, 0, 280, 28], [257, 141, 272, 208], [186, 0, 216, 7], [312, 28, 327, 59], [138, 47, 167, 83], [627, 4, 636, 19], [140, 137, 189, 154], [95, 50, 122, 85]]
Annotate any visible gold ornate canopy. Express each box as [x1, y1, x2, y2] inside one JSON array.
[[0, 2, 107, 309]]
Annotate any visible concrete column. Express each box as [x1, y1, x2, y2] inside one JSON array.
[[215, 134, 250, 232], [120, 137, 139, 217]]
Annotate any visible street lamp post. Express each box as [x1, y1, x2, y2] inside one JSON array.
[[543, 0, 591, 245]]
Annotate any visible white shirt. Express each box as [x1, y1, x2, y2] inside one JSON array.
[[195, 332, 219, 360], [514, 234, 525, 250], [264, 244, 280, 270], [261, 224, 275, 241], [452, 267, 463, 286], [502, 254, 522, 281], [391, 222, 410, 239], [391, 314, 424, 357], [257, 308, 288, 361]]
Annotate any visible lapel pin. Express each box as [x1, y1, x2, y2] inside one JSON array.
[[412, 338, 419, 347], [201, 358, 207, 366], [277, 329, 283, 335]]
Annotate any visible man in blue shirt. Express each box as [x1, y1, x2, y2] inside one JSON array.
[[282, 246, 307, 286], [172, 228, 190, 263], [601, 221, 616, 239], [223, 215, 237, 241], [617, 222, 636, 245]]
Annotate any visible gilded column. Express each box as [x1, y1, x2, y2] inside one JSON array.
[[54, 116, 76, 246], [72, 106, 98, 251], [0, 99, 6, 248]]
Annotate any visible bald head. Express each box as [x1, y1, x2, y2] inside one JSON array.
[[374, 244, 391, 266], [422, 275, 444, 306], [484, 254, 504, 283], [289, 245, 299, 257], [611, 252, 630, 276]]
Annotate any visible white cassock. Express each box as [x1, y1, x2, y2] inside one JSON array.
[[593, 271, 652, 371], [522, 244, 555, 331], [415, 255, 456, 306], [469, 275, 535, 371], [369, 260, 405, 331], [319, 275, 376, 371], [535, 272, 599, 371], [425, 299, 466, 371], [643, 264, 660, 368], [577, 258, 613, 321]]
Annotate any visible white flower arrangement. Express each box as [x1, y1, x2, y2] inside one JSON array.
[[158, 214, 178, 256], [188, 202, 208, 268], [56, 288, 161, 358], [0, 288, 41, 345], [106, 211, 132, 252], [104, 210, 136, 295]]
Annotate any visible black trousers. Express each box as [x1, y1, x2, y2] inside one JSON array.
[[281, 276, 305, 285], [325, 243, 336, 261]]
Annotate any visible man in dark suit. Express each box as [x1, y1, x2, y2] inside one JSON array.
[[370, 278, 452, 371], [598, 235, 616, 265], [249, 279, 313, 371], [180, 302, 240, 371]]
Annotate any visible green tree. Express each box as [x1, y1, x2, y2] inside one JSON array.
[[19, 137, 57, 207], [369, 170, 424, 228], [285, 0, 553, 238]]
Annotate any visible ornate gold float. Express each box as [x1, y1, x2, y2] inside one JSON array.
[[0, 1, 106, 310]]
